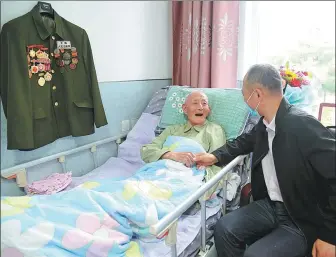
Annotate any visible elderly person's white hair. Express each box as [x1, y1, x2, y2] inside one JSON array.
[[184, 90, 208, 104]]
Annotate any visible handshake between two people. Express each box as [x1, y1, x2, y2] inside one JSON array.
[[161, 151, 218, 169]]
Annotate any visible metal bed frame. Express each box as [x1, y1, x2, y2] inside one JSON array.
[[1, 134, 247, 257], [1, 133, 128, 187], [150, 155, 246, 257]]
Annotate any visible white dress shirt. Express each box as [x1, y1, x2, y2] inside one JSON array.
[[261, 117, 283, 202]]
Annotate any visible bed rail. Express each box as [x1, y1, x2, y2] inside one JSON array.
[[149, 154, 247, 257], [1, 133, 128, 187]]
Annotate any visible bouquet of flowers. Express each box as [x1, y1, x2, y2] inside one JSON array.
[[279, 61, 313, 88], [278, 61, 320, 116]]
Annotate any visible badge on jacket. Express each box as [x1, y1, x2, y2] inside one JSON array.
[[56, 41, 71, 50], [54, 42, 78, 72], [26, 45, 52, 86]]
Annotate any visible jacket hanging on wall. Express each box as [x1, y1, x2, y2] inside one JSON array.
[[0, 3, 108, 150]]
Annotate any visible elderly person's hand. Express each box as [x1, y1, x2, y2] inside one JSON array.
[[162, 152, 195, 167]]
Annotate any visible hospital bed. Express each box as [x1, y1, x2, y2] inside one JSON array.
[[1, 86, 254, 257]]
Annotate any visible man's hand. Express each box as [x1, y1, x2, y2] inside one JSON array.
[[312, 239, 336, 257], [162, 152, 195, 167], [194, 153, 218, 168]]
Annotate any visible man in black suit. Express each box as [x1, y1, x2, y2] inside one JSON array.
[[195, 64, 335, 257]]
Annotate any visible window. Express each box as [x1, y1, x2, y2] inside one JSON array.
[[256, 1, 335, 118]]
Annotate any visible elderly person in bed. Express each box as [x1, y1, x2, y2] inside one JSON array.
[[140, 91, 226, 184]]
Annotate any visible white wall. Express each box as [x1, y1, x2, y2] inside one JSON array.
[[0, 1, 172, 82]]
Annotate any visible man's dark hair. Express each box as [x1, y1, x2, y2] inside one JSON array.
[[245, 64, 282, 93]]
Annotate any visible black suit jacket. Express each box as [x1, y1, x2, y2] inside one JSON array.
[[212, 98, 336, 252]]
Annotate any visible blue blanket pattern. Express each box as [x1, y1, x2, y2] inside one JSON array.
[[1, 136, 206, 257]]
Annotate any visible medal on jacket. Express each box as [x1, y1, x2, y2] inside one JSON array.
[[31, 65, 39, 74], [70, 48, 78, 67], [36, 50, 44, 59], [38, 63, 45, 72], [69, 63, 76, 70], [38, 77, 46, 87], [27, 45, 52, 86], [44, 72, 52, 81], [54, 49, 61, 58], [54, 43, 78, 71], [29, 49, 36, 58], [63, 52, 71, 65]]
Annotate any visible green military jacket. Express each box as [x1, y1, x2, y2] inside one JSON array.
[[0, 4, 108, 150]]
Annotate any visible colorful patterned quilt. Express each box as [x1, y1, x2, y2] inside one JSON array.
[[1, 136, 206, 257]]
